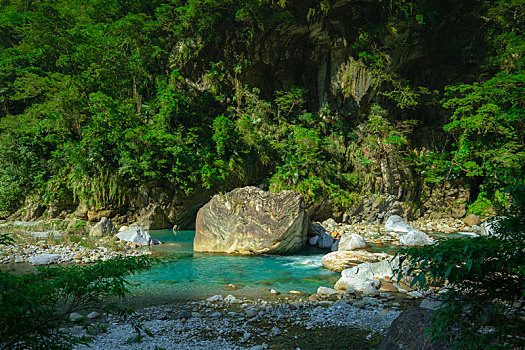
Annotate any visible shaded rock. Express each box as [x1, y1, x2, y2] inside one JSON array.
[[338, 233, 367, 251], [420, 296, 442, 310], [322, 251, 390, 272], [331, 239, 340, 251], [318, 232, 335, 249], [379, 307, 451, 350], [194, 186, 308, 254], [309, 236, 319, 246], [399, 230, 433, 246], [89, 217, 116, 237], [86, 311, 101, 319], [116, 226, 157, 245], [463, 214, 480, 227], [29, 254, 61, 266], [69, 312, 84, 322]]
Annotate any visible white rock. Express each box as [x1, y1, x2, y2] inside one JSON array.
[[118, 225, 128, 232], [399, 230, 433, 246], [317, 286, 338, 296], [29, 254, 61, 265], [116, 226, 157, 245], [384, 215, 413, 234], [206, 295, 224, 302], [224, 295, 242, 304], [338, 233, 367, 251]]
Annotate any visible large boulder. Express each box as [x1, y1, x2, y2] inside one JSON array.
[[194, 186, 309, 254], [322, 251, 389, 272], [338, 233, 367, 251], [89, 217, 116, 237], [379, 307, 451, 350], [116, 226, 159, 245]]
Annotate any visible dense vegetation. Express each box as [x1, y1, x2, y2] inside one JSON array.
[[0, 0, 523, 219], [0, 241, 155, 349], [397, 186, 525, 348]]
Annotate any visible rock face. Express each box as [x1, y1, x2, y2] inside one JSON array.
[[194, 186, 308, 254], [116, 226, 158, 245], [338, 233, 367, 251], [89, 217, 116, 237], [322, 251, 389, 272], [379, 307, 451, 350]]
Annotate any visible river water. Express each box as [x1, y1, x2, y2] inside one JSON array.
[[127, 230, 341, 301]]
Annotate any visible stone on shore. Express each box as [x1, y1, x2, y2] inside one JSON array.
[[338, 233, 367, 251], [29, 253, 61, 265], [322, 251, 389, 272], [379, 307, 451, 350], [116, 226, 159, 245], [194, 186, 308, 254], [399, 230, 433, 246], [89, 217, 116, 237], [384, 215, 413, 234], [334, 258, 399, 295], [463, 214, 480, 227]]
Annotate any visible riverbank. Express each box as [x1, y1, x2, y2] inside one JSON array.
[[70, 292, 419, 350]]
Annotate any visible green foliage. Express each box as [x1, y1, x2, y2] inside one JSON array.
[[0, 252, 156, 350], [396, 186, 525, 349]]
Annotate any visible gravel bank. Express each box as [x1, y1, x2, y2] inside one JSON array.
[[72, 296, 402, 350]]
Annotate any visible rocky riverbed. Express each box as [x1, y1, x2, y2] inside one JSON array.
[[0, 239, 151, 266], [70, 292, 416, 350]]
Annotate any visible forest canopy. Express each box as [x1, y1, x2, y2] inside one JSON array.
[[0, 0, 523, 218]]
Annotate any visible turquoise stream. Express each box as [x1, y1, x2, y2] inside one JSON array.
[[127, 230, 340, 301], [126, 229, 469, 303]]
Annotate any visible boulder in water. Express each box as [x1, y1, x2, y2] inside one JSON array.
[[194, 186, 308, 254]]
